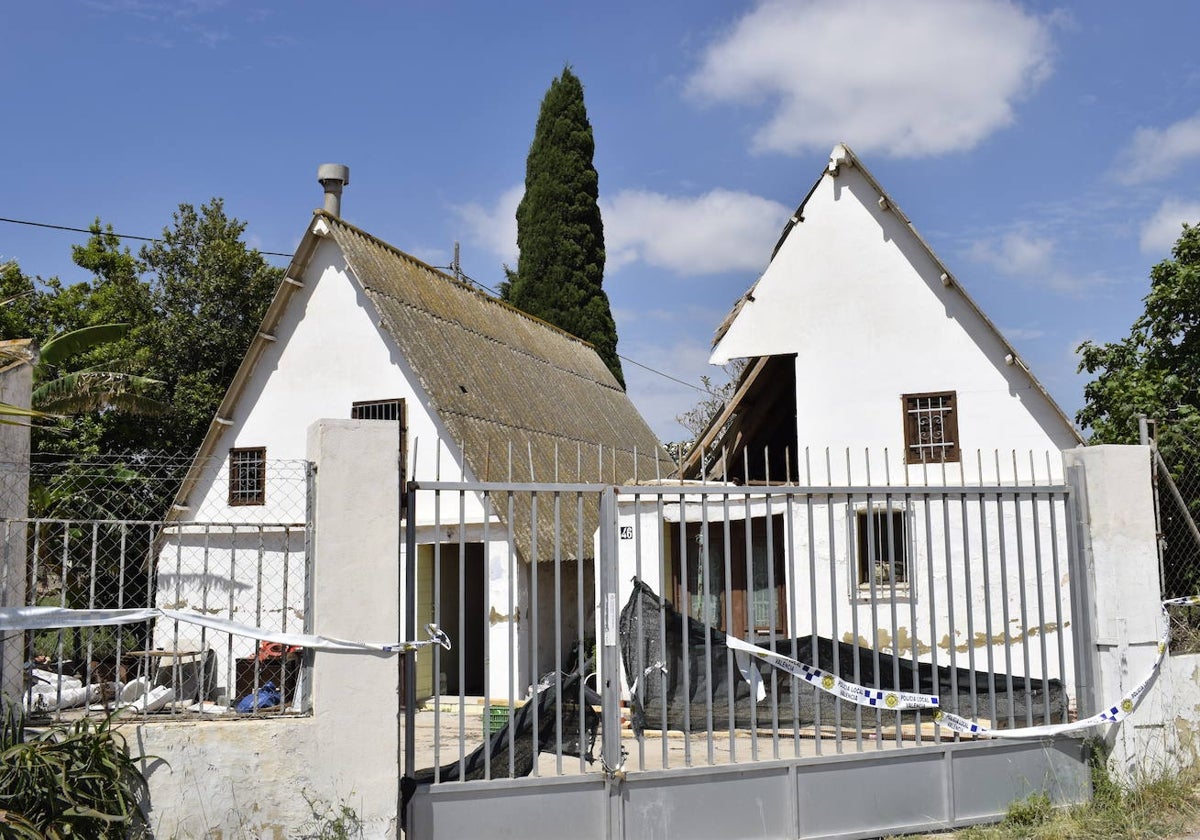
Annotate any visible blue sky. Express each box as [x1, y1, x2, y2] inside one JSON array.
[[4, 1, 1200, 442]]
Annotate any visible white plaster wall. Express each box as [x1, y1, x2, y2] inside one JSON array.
[[711, 162, 1077, 484]]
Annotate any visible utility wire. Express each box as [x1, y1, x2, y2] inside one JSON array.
[[0, 215, 294, 258], [4, 214, 708, 395]]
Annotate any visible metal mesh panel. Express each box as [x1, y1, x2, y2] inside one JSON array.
[[0, 453, 312, 720], [1149, 426, 1200, 650]]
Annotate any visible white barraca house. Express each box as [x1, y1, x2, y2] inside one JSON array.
[[156, 167, 671, 705], [612, 145, 1085, 709]]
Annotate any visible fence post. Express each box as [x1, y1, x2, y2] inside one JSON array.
[[599, 485, 624, 840], [1063, 444, 1166, 781], [1064, 461, 1099, 719]]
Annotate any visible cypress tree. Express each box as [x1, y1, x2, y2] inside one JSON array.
[[503, 67, 624, 387]]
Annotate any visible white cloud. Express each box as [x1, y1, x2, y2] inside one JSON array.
[[603, 189, 788, 275], [1140, 198, 1200, 254], [456, 185, 788, 278], [1117, 113, 1200, 185], [1002, 326, 1046, 341], [967, 230, 1108, 295], [453, 184, 522, 267], [687, 0, 1054, 158], [969, 231, 1054, 276]]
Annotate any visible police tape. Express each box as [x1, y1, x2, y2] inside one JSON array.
[[0, 605, 452, 655], [723, 595, 1200, 739]]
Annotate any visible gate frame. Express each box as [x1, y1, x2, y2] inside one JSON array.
[[402, 475, 1095, 840]]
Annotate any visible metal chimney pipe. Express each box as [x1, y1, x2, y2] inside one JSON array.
[[317, 163, 350, 217]]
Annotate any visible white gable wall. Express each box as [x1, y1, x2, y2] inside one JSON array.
[[179, 237, 482, 525], [156, 235, 521, 701], [711, 162, 1078, 484]]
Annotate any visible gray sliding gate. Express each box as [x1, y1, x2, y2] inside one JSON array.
[[402, 470, 1093, 840]]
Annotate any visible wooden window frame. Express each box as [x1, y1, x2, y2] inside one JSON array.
[[902, 390, 960, 464], [855, 505, 910, 591], [228, 447, 266, 507]]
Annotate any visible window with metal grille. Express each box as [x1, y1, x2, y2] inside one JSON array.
[[351, 398, 404, 421], [855, 506, 908, 589], [228, 447, 266, 506], [903, 391, 959, 464]]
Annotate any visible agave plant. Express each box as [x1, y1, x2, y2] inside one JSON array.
[[0, 699, 152, 838]]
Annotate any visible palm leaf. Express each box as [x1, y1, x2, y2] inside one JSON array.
[[33, 371, 167, 416], [37, 324, 130, 368]]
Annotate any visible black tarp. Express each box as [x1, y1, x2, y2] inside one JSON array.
[[619, 578, 1066, 734], [400, 673, 600, 830]]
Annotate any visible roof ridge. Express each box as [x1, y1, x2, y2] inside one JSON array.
[[314, 210, 599, 350]]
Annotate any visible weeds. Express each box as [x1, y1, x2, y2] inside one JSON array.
[[941, 743, 1200, 840], [296, 791, 364, 840]]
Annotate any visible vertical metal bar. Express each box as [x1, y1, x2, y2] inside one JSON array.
[[528, 491, 539, 778], [765, 483, 780, 760], [86, 522, 99, 701], [1065, 463, 1098, 720], [482, 492, 493, 781], [957, 483, 978, 733], [941, 492, 960, 737], [1029, 459, 1051, 725], [403, 477, 417, 798], [553, 491, 564, 774], [977, 453, 997, 729], [227, 526, 237, 715], [457, 488, 467, 776], [656, 489, 670, 770], [995, 454, 1015, 728], [432, 488, 442, 779], [599, 486, 623, 840], [825, 451, 844, 754], [199, 524, 212, 707], [632, 490, 645, 771], [922, 488, 940, 741], [576, 490, 586, 775], [505, 486, 516, 778], [1048, 479, 1069, 724], [1011, 456, 1033, 729], [678, 496, 692, 766], [804, 483, 820, 756]]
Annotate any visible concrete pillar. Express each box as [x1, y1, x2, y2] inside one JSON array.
[[1063, 444, 1168, 781], [0, 343, 32, 700], [307, 419, 402, 837]]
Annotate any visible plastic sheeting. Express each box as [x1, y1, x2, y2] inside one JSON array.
[[619, 578, 1066, 735]]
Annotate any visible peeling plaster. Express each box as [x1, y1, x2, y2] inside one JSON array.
[[845, 621, 1069, 655]]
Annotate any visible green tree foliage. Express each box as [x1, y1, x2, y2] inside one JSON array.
[[503, 67, 624, 387], [1077, 223, 1200, 444], [0, 200, 281, 516]]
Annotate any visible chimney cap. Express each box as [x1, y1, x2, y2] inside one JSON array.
[[317, 163, 350, 186]]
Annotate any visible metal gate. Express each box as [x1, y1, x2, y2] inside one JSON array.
[[402, 471, 1093, 840]]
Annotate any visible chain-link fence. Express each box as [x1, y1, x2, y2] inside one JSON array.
[[1148, 423, 1200, 651], [0, 453, 312, 720]]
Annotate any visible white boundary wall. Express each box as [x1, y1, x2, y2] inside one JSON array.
[[1065, 444, 1200, 783], [134, 420, 402, 839]]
